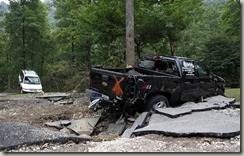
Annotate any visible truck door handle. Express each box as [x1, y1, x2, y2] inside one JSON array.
[[102, 75, 109, 81]]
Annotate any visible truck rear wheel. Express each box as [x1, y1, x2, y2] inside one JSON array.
[[145, 95, 169, 111]]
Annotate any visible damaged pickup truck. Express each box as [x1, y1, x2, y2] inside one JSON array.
[[86, 54, 225, 113]]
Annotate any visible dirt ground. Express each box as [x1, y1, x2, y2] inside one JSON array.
[[0, 93, 241, 152]]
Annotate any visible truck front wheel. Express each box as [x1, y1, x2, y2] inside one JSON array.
[[145, 95, 169, 111]]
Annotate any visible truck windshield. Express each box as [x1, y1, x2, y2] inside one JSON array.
[[24, 76, 41, 84]]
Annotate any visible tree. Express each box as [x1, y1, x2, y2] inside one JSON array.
[[134, 0, 203, 57], [4, 0, 51, 91], [126, 0, 135, 67], [177, 0, 240, 87]]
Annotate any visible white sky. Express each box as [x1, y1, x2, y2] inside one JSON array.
[[0, 0, 9, 4], [0, 0, 45, 4]]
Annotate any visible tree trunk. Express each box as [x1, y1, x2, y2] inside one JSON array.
[[71, 35, 75, 63], [168, 32, 176, 56], [126, 0, 135, 67], [21, 0, 26, 69], [7, 51, 11, 91], [86, 41, 91, 70], [22, 19, 26, 69], [135, 38, 142, 59]]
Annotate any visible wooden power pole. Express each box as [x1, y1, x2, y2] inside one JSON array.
[[126, 0, 135, 67]]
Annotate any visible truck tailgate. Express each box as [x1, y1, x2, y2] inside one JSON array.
[[89, 68, 129, 99]]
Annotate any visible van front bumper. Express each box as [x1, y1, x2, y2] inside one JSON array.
[[22, 89, 43, 93]]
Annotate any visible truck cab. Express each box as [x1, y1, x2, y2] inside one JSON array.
[[18, 70, 43, 94]]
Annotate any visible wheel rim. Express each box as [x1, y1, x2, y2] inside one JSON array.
[[153, 101, 167, 109]]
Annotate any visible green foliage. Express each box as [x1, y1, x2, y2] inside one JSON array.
[[0, 0, 240, 92], [43, 60, 88, 92], [204, 36, 240, 87], [2, 0, 52, 91], [177, 0, 240, 87]]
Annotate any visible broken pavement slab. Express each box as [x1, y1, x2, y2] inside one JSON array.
[[204, 95, 235, 104], [133, 110, 240, 138], [0, 121, 91, 150], [122, 112, 149, 138], [228, 102, 240, 108], [99, 123, 126, 136], [67, 118, 100, 135], [154, 107, 192, 118], [45, 117, 100, 136], [36, 93, 70, 101], [60, 99, 74, 105], [45, 120, 71, 129], [190, 102, 227, 112], [155, 102, 227, 118]]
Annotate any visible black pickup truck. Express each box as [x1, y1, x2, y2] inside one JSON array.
[[86, 54, 225, 112]]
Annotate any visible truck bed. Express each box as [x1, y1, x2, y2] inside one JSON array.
[[89, 67, 179, 101]]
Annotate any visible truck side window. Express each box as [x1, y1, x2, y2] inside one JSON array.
[[195, 62, 209, 77], [182, 61, 195, 76], [155, 60, 179, 76], [155, 61, 168, 71], [166, 61, 178, 76]]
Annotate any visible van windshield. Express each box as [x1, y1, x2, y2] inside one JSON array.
[[24, 76, 41, 84]]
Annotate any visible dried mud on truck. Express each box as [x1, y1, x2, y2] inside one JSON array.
[[86, 54, 225, 113]]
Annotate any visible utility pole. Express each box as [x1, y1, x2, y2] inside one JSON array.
[[126, 0, 135, 67]]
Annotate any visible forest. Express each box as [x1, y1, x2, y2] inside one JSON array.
[[0, 0, 240, 93]]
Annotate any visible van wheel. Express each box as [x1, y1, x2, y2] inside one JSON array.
[[145, 95, 169, 111]]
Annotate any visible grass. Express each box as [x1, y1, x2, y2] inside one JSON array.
[[0, 106, 7, 110], [225, 88, 240, 102]]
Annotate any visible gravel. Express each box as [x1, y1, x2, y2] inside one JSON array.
[[7, 134, 240, 152]]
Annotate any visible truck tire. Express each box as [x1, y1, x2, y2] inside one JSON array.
[[216, 88, 225, 96], [145, 95, 169, 111]]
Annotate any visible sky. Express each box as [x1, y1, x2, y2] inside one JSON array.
[[0, 0, 9, 4], [0, 0, 45, 4]]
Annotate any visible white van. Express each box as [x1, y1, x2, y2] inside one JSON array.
[[18, 70, 43, 93]]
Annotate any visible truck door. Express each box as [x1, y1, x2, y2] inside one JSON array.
[[195, 61, 215, 97], [181, 60, 199, 102]]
